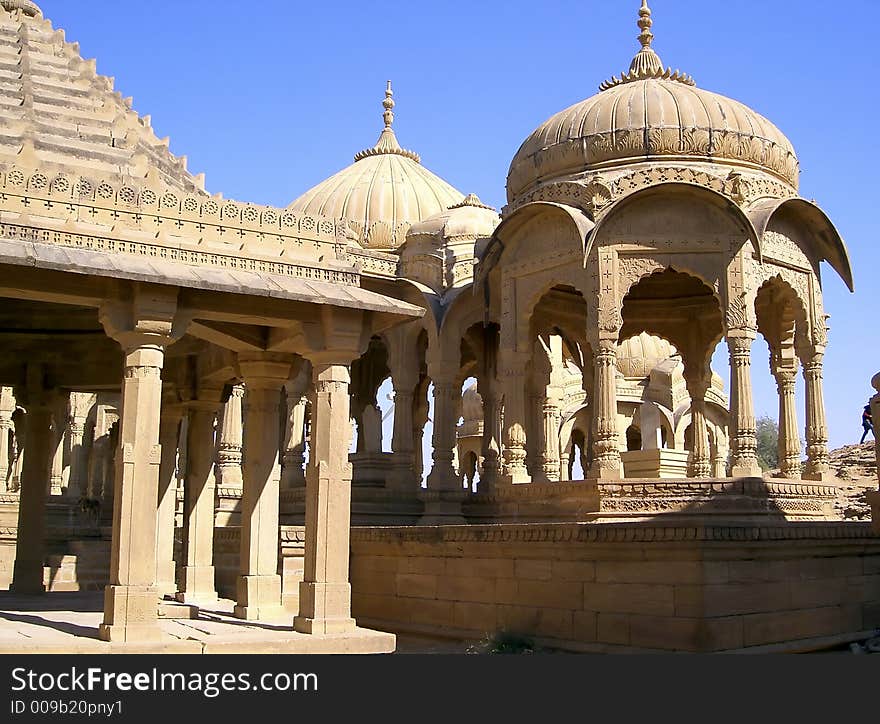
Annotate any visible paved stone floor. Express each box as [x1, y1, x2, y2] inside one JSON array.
[[0, 592, 395, 654]]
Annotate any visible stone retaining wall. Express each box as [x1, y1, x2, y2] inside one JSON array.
[[349, 522, 880, 652]]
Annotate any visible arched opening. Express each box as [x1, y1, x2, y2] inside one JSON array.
[[626, 425, 642, 451], [620, 268, 724, 479], [754, 276, 810, 478], [525, 285, 590, 483], [569, 428, 588, 480]]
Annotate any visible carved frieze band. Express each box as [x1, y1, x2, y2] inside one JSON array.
[[0, 166, 345, 242], [507, 166, 796, 218], [0, 222, 360, 286]]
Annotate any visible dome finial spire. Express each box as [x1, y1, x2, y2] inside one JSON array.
[[599, 1, 695, 91], [353, 80, 421, 164], [383, 80, 394, 129], [638, 0, 654, 50]]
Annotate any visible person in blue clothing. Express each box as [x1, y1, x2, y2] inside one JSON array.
[[861, 403, 874, 444]]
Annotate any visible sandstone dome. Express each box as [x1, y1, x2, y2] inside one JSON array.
[[0, 0, 205, 193], [288, 82, 464, 250], [616, 332, 678, 378], [506, 2, 799, 204], [405, 194, 499, 247]]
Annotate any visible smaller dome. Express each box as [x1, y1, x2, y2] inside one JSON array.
[[617, 333, 678, 378], [289, 82, 464, 250], [405, 194, 499, 245]]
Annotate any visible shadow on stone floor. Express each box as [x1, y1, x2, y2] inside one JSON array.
[[0, 610, 100, 639], [0, 591, 103, 613]]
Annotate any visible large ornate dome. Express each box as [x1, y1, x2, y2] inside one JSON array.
[[0, 0, 205, 193], [506, 2, 799, 204], [289, 83, 464, 250]]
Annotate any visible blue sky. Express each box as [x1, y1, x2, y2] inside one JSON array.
[[39, 0, 878, 452]]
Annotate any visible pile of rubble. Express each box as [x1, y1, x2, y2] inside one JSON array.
[[827, 442, 878, 521]]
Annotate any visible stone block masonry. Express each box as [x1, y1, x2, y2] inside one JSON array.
[[349, 522, 880, 653]]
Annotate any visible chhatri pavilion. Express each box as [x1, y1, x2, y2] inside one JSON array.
[[0, 0, 876, 654]]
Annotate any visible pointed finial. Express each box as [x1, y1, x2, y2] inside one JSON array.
[[598, 0, 695, 91], [383, 80, 394, 129], [638, 1, 653, 49], [353, 80, 421, 163]]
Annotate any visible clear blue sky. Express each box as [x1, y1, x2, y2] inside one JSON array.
[[39, 0, 878, 452]]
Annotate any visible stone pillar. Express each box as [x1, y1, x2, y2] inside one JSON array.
[[425, 372, 461, 491], [540, 392, 562, 482], [727, 333, 761, 477], [295, 361, 356, 634], [155, 404, 182, 598], [234, 356, 290, 620], [0, 398, 12, 491], [499, 351, 530, 485], [178, 394, 222, 604], [803, 352, 831, 481], [66, 399, 91, 500], [480, 386, 501, 492], [10, 394, 53, 594], [688, 400, 712, 478], [100, 339, 167, 641], [589, 340, 622, 480], [281, 365, 310, 490], [774, 367, 802, 479], [49, 396, 68, 496], [10, 414, 24, 493], [98, 288, 181, 643], [387, 383, 415, 490], [215, 384, 243, 490]]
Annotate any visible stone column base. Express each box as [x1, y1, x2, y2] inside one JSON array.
[[419, 490, 467, 525], [176, 565, 217, 604], [587, 462, 623, 481], [99, 584, 162, 642], [803, 470, 835, 482], [498, 469, 531, 486], [731, 462, 762, 478], [234, 574, 282, 620], [155, 561, 177, 599], [294, 581, 356, 634]]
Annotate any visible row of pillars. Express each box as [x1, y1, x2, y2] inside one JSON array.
[[486, 332, 830, 484], [10, 340, 359, 641]]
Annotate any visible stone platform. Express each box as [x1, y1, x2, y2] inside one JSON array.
[[0, 592, 395, 654]]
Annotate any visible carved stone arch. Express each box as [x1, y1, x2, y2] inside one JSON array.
[[620, 267, 725, 343], [392, 277, 443, 333], [753, 272, 812, 355], [437, 285, 489, 362], [516, 271, 591, 354], [747, 197, 853, 292], [587, 182, 761, 260], [487, 201, 595, 271]]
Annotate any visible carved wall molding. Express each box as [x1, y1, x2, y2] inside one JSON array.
[[0, 165, 346, 244], [507, 165, 795, 219], [350, 520, 876, 545], [0, 221, 360, 286]]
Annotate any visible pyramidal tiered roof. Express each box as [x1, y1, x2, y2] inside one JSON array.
[[0, 1, 205, 193]]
